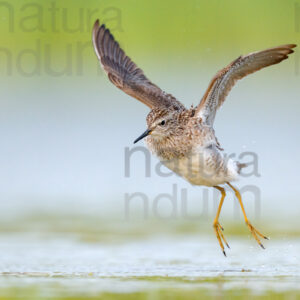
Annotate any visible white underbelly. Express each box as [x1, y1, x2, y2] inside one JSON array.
[[160, 147, 239, 187]]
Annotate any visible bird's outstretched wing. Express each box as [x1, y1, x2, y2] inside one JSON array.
[[92, 20, 184, 110], [196, 44, 296, 125]]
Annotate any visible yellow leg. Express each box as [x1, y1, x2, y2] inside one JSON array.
[[213, 186, 230, 256], [227, 182, 269, 249]]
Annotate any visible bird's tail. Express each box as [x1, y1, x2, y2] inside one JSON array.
[[236, 162, 248, 174]]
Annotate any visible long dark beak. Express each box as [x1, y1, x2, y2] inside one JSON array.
[[133, 129, 152, 144]]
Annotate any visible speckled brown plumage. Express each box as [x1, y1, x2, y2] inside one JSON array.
[[92, 19, 296, 256]]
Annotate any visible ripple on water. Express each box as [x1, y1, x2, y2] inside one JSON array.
[[0, 234, 299, 297]]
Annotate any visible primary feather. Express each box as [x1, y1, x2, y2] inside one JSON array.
[[92, 20, 184, 110]]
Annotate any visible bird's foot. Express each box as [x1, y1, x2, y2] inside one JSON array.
[[245, 220, 269, 249], [213, 221, 230, 256]]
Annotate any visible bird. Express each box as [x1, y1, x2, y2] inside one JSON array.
[[92, 19, 296, 256]]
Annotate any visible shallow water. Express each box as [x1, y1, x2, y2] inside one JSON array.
[[0, 229, 299, 299]]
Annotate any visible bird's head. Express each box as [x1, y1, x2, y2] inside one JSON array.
[[133, 107, 180, 144]]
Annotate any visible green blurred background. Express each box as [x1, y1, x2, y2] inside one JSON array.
[[0, 0, 299, 298]]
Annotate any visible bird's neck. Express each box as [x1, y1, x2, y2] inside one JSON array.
[[146, 133, 191, 161]]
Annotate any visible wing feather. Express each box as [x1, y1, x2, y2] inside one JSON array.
[[92, 20, 184, 110], [196, 44, 296, 125]]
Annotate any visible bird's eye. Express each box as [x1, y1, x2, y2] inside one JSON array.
[[160, 120, 166, 126]]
